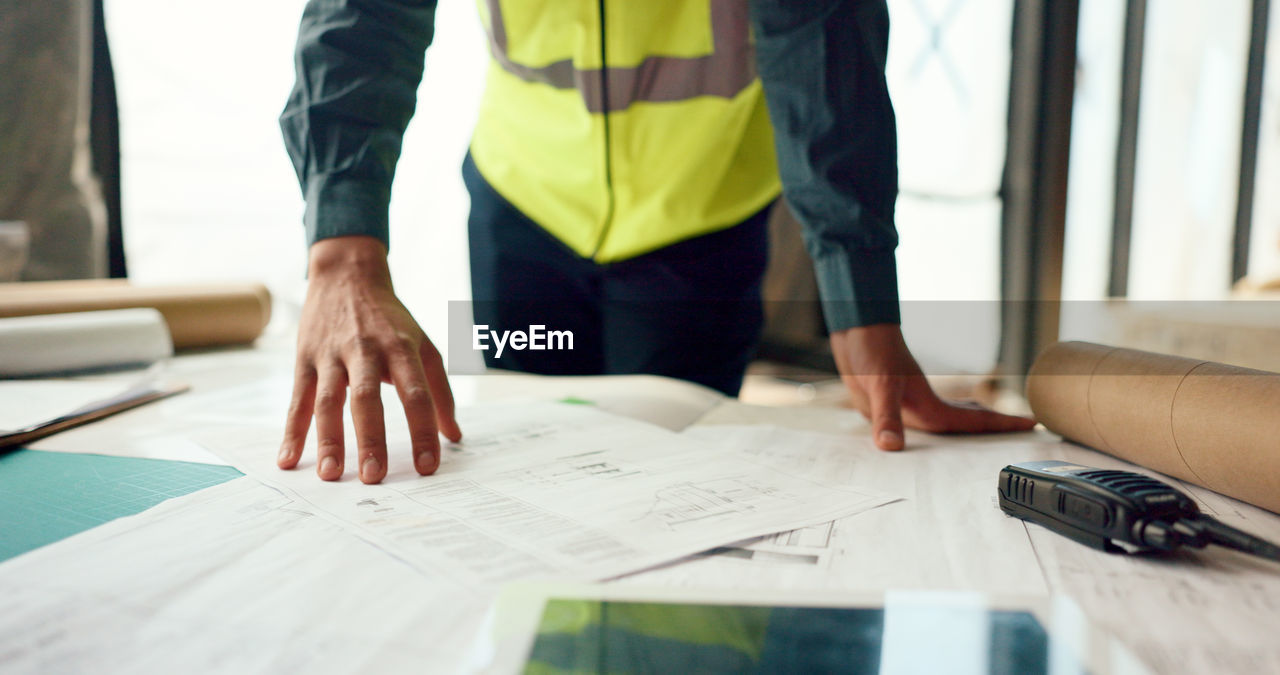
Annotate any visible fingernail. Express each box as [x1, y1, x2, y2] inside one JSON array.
[[878, 430, 903, 449], [415, 451, 437, 475], [277, 446, 292, 465], [361, 455, 380, 482], [319, 455, 337, 477]]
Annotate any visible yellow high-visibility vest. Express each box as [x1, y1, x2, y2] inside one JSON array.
[[470, 0, 782, 262]]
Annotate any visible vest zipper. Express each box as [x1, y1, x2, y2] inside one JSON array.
[[590, 0, 616, 260]]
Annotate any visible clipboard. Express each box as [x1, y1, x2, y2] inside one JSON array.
[[0, 380, 189, 451]]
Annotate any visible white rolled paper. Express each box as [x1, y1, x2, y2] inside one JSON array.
[[0, 308, 173, 377]]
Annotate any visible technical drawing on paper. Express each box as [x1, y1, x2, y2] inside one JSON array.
[[760, 521, 834, 549], [443, 422, 564, 456], [701, 521, 835, 567], [499, 450, 645, 487], [637, 478, 785, 530], [698, 546, 823, 566]]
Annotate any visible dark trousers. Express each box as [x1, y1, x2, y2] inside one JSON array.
[[464, 153, 770, 396]]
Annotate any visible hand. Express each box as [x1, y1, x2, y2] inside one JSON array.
[[830, 323, 1035, 451], [277, 236, 462, 483]]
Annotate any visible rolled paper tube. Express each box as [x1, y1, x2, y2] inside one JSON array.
[[1027, 341, 1280, 514], [0, 308, 173, 376], [0, 280, 271, 350]]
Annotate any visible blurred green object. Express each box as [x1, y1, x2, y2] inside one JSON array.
[[0, 449, 241, 562]]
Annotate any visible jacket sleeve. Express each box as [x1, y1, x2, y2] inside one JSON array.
[[749, 0, 901, 330], [280, 0, 438, 249]]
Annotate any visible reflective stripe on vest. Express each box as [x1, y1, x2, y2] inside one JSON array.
[[469, 0, 781, 263], [481, 0, 756, 113]]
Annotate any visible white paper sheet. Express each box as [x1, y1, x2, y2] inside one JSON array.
[[0, 372, 218, 463], [23, 350, 295, 462], [458, 373, 726, 431], [624, 424, 1059, 595], [195, 402, 898, 590], [0, 477, 485, 674], [0, 379, 133, 431]]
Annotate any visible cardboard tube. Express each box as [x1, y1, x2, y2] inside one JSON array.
[[1027, 341, 1280, 514], [0, 280, 271, 349]]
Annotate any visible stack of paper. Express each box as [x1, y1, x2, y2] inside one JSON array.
[[199, 401, 898, 589]]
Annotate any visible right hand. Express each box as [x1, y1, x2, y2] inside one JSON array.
[[276, 235, 462, 484]]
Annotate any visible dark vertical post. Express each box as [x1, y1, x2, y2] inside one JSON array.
[[999, 0, 1080, 377], [1108, 0, 1147, 298], [1232, 0, 1271, 284], [90, 0, 126, 278]]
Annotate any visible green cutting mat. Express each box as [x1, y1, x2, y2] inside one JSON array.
[[0, 449, 243, 562]]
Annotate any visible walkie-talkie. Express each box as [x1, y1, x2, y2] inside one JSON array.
[[998, 460, 1280, 562]]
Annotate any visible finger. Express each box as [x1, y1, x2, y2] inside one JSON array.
[[839, 374, 872, 418], [899, 382, 1037, 434], [924, 403, 1038, 435], [278, 363, 317, 469], [971, 408, 1038, 432], [349, 355, 389, 485], [314, 364, 348, 481], [830, 335, 873, 417], [421, 342, 462, 443], [829, 332, 852, 373], [388, 348, 441, 476], [864, 375, 906, 451]]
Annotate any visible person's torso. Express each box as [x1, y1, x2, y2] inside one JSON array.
[[470, 0, 781, 262]]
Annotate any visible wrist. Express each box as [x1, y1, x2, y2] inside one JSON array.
[[834, 322, 903, 342], [307, 236, 391, 285]]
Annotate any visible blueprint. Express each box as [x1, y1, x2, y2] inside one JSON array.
[[0, 478, 487, 673], [197, 401, 898, 590]]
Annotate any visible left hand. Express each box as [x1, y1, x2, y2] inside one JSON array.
[[830, 323, 1036, 451]]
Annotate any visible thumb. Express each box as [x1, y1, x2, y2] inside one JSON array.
[[866, 375, 906, 451]]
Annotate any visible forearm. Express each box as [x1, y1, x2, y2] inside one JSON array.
[[280, 0, 439, 249], [749, 0, 901, 330]]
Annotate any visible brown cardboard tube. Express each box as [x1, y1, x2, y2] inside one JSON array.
[[0, 280, 272, 349], [1027, 341, 1280, 514]]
